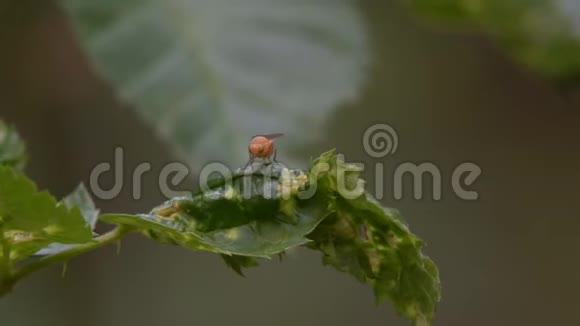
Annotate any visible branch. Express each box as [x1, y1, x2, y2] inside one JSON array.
[[0, 222, 13, 283], [0, 225, 133, 297]]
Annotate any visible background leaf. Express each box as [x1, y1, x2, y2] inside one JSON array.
[[62, 0, 369, 168], [406, 0, 580, 82]]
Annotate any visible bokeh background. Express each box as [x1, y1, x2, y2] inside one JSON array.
[[1, 0, 580, 325]]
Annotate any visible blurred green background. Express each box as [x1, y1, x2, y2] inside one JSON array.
[[1, 0, 580, 325]]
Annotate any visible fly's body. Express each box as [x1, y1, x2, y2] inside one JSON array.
[[246, 133, 283, 167]]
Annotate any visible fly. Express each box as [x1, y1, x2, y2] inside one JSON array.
[[245, 133, 283, 168]]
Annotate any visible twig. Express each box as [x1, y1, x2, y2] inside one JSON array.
[[0, 225, 132, 297]]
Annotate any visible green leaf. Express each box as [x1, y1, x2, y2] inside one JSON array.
[[406, 0, 580, 82], [62, 0, 369, 167], [307, 196, 440, 324], [35, 184, 100, 256], [61, 183, 100, 230], [0, 121, 26, 170], [0, 167, 92, 263], [101, 161, 334, 257], [308, 151, 440, 324], [220, 254, 259, 277], [101, 150, 440, 325]]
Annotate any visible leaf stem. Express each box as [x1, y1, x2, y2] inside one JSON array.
[[0, 225, 133, 297], [0, 223, 12, 280]]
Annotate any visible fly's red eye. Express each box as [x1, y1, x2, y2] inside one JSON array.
[[247, 133, 281, 161]]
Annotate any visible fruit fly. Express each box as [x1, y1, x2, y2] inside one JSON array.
[[245, 133, 283, 167]]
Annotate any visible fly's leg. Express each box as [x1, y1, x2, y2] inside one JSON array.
[[264, 149, 278, 166], [244, 153, 255, 169]]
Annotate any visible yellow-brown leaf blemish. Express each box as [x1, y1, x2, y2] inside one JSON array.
[[4, 230, 35, 243], [156, 212, 180, 221], [154, 204, 179, 217]]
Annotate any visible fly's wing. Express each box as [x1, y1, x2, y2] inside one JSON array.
[[259, 133, 284, 140]]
